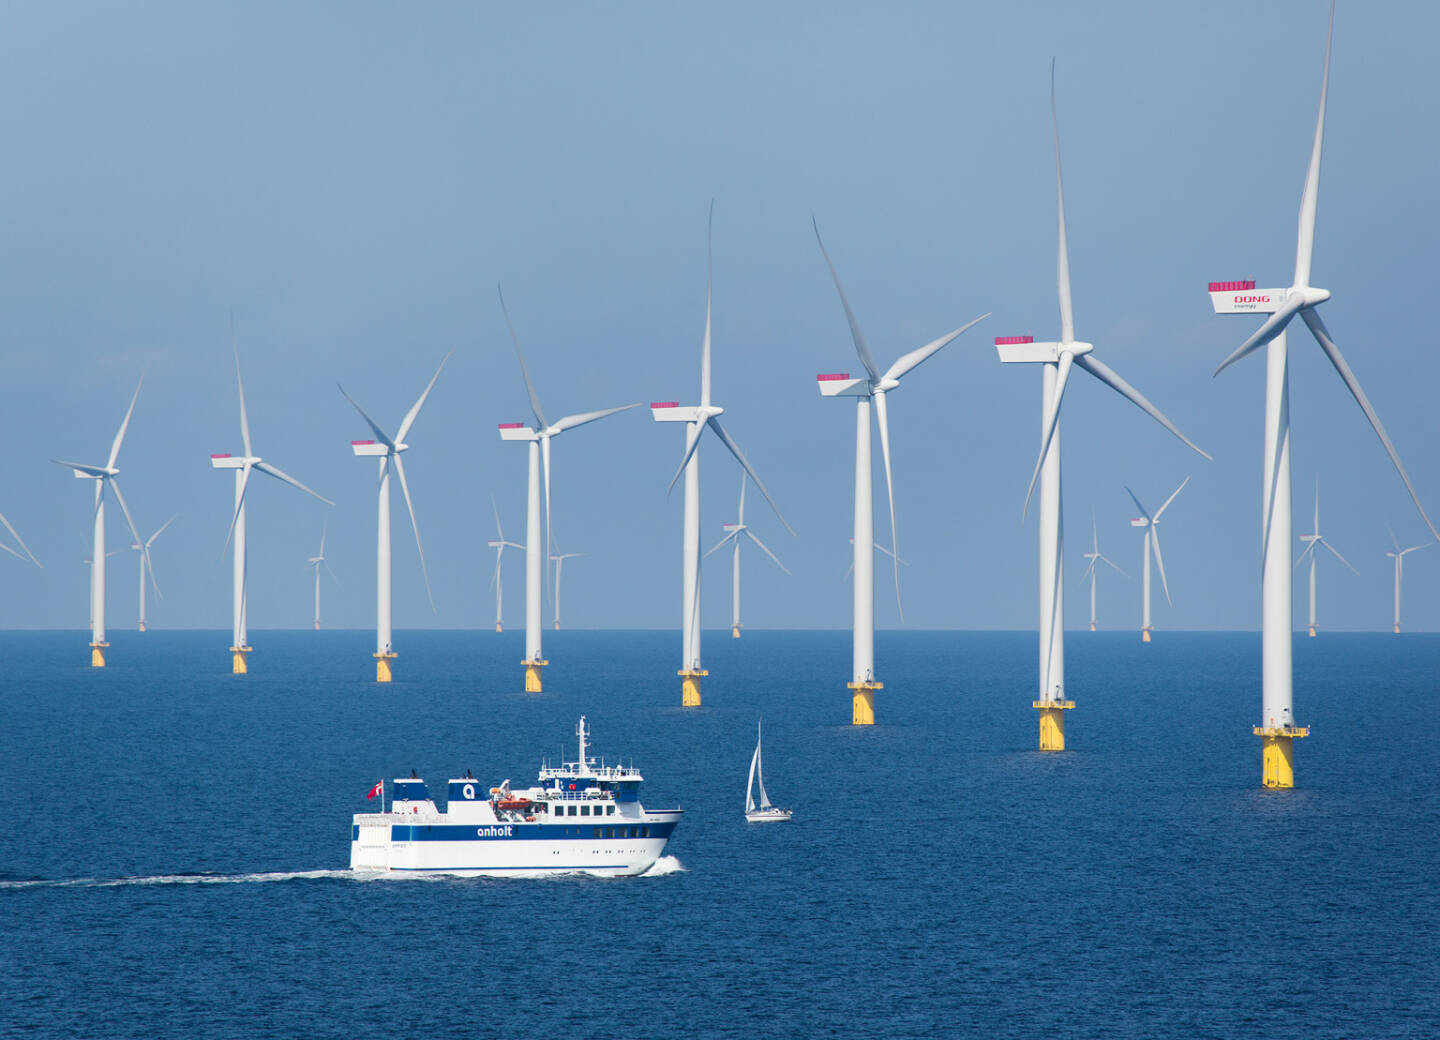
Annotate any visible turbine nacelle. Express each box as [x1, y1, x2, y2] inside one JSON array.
[[350, 440, 392, 458], [994, 337, 1094, 365], [1130, 518, 1149, 528], [209, 453, 254, 470], [650, 402, 723, 423], [1207, 281, 1329, 316]]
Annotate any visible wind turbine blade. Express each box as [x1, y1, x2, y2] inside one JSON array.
[[338, 386, 396, 450], [0, 541, 24, 562], [1124, 486, 1151, 521], [701, 199, 714, 408], [1294, 540, 1318, 569], [0, 509, 41, 567], [745, 529, 792, 576], [223, 464, 254, 553], [1022, 350, 1074, 519], [1153, 476, 1190, 522], [666, 419, 706, 496], [490, 494, 503, 540], [1074, 354, 1211, 460], [1313, 477, 1320, 541], [812, 217, 880, 382], [873, 390, 902, 621], [1052, 60, 1075, 344], [551, 403, 641, 433], [233, 336, 253, 459], [1294, 0, 1334, 288], [1100, 555, 1128, 578], [882, 313, 992, 383], [1150, 525, 1172, 606], [144, 545, 162, 601], [1319, 538, 1359, 576], [318, 518, 327, 557], [254, 461, 333, 506], [107, 377, 144, 470], [107, 479, 144, 553], [1213, 297, 1305, 377], [324, 561, 339, 586], [1091, 509, 1099, 554], [53, 460, 109, 478], [705, 530, 740, 558], [392, 455, 435, 613], [737, 472, 747, 525], [1302, 308, 1440, 543], [1386, 523, 1399, 553], [1082, 557, 1097, 581], [396, 353, 451, 444], [146, 514, 178, 548], [875, 543, 909, 567], [706, 416, 793, 535], [498, 285, 547, 430]]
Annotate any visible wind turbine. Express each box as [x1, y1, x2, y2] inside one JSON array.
[[1207, 2, 1438, 786], [131, 515, 175, 632], [813, 220, 988, 724], [997, 67, 1208, 750], [549, 540, 586, 631], [651, 203, 790, 707], [213, 345, 332, 673], [1081, 511, 1125, 632], [497, 287, 638, 692], [1296, 481, 1356, 637], [341, 355, 449, 683], [1385, 528, 1428, 635], [1125, 478, 1188, 643], [308, 520, 338, 630], [54, 378, 146, 667], [486, 495, 523, 633], [705, 472, 790, 640]]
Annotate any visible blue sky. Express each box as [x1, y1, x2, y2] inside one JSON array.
[[1, 0, 1436, 633]]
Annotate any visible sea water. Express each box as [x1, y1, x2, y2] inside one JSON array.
[[1, 629, 1436, 1039]]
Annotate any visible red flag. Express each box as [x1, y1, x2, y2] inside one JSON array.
[[366, 780, 383, 800]]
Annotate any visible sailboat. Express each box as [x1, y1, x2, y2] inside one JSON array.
[[745, 720, 792, 822]]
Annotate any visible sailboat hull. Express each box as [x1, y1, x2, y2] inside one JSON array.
[[745, 808, 793, 823]]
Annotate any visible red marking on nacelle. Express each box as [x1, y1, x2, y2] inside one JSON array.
[[816, 373, 852, 381], [497, 423, 525, 429], [995, 336, 1034, 345], [650, 401, 679, 409], [351, 440, 376, 445], [1208, 280, 1256, 292], [210, 453, 232, 458]]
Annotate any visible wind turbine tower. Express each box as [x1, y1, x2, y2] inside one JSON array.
[[813, 220, 987, 724], [1385, 530, 1428, 635], [213, 346, 331, 673], [706, 473, 791, 639], [1126, 478, 1188, 642], [998, 68, 1208, 750], [132, 515, 175, 632], [341, 356, 448, 682], [651, 204, 790, 707], [487, 496, 523, 633], [54, 379, 146, 667], [1296, 481, 1356, 637], [497, 287, 637, 692], [1207, 2, 1439, 786], [1081, 511, 1124, 631]]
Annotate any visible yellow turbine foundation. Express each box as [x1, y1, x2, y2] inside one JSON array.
[[230, 646, 251, 675], [375, 651, 397, 683], [732, 625, 741, 639], [848, 680, 882, 726], [1394, 623, 1401, 635], [138, 621, 147, 633], [679, 669, 707, 707], [1142, 628, 1152, 643], [495, 621, 503, 633], [1308, 625, 1316, 637], [1034, 700, 1075, 751], [524, 659, 548, 693], [90, 641, 108, 668], [1255, 725, 1308, 789], [1089, 621, 1096, 632]]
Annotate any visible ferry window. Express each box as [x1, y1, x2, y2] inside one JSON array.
[[593, 827, 602, 838], [606, 805, 614, 816], [641, 827, 650, 838], [580, 805, 590, 817]]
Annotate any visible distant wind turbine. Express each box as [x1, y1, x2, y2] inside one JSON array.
[[497, 286, 638, 691], [997, 65, 1208, 751], [131, 515, 175, 632], [213, 342, 331, 673], [1385, 527, 1428, 635], [341, 354, 449, 683], [652, 203, 790, 707], [813, 218, 987, 724], [486, 495, 523, 633], [1295, 481, 1356, 637], [308, 520, 338, 630], [1080, 511, 1125, 632], [1125, 478, 1188, 643], [1207, 2, 1438, 787], [54, 378, 146, 667], [549, 540, 586, 631], [705, 473, 790, 639]]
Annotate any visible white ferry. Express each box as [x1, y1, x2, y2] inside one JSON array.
[[350, 717, 682, 877]]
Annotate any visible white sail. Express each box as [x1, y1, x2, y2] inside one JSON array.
[[745, 739, 759, 814], [755, 724, 773, 810]]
